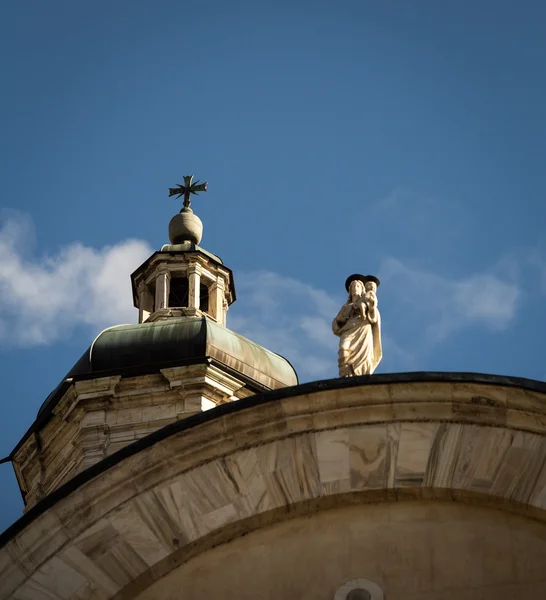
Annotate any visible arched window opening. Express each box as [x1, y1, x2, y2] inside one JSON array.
[[169, 277, 189, 308], [200, 283, 209, 312]]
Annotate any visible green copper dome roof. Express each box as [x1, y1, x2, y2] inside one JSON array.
[[37, 317, 298, 418]]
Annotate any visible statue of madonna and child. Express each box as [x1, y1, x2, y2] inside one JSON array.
[[332, 274, 382, 377]]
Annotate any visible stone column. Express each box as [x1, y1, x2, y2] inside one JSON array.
[[209, 277, 226, 325], [155, 269, 170, 310], [138, 283, 154, 323], [187, 264, 202, 310]]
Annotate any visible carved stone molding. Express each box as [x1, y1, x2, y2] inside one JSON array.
[[2, 378, 546, 599]]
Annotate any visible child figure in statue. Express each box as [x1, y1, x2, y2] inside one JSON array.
[[332, 274, 382, 377]]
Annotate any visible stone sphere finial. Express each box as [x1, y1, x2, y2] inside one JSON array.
[[168, 207, 203, 245]]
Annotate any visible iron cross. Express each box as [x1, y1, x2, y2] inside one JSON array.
[[168, 175, 208, 209]]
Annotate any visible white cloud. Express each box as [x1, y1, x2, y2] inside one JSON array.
[[229, 261, 521, 381], [0, 212, 152, 345], [0, 212, 522, 381], [380, 257, 520, 344], [228, 271, 340, 381]]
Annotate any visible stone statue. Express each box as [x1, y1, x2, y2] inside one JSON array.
[[332, 274, 382, 377]]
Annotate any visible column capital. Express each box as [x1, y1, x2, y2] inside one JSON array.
[[187, 263, 203, 276], [211, 276, 226, 290], [155, 267, 172, 278]]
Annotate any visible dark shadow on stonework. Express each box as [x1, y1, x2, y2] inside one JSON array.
[[200, 283, 209, 312], [346, 590, 371, 600], [169, 277, 189, 307]]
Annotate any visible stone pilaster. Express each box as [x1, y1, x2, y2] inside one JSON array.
[[161, 364, 249, 413], [155, 268, 170, 311], [187, 263, 202, 311], [209, 277, 226, 325], [138, 282, 154, 323]]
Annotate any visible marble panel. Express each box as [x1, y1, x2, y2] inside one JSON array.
[[108, 499, 172, 566], [226, 448, 270, 513], [320, 478, 352, 496], [315, 429, 350, 484], [58, 547, 117, 598], [12, 578, 64, 600], [92, 538, 147, 589], [465, 428, 513, 494], [180, 459, 245, 515], [195, 502, 240, 536], [290, 434, 321, 501], [349, 425, 389, 490], [73, 519, 120, 562], [256, 437, 295, 474], [423, 424, 463, 489], [510, 437, 546, 505], [394, 423, 438, 488], [6, 510, 69, 573], [152, 480, 201, 543], [490, 432, 543, 500], [69, 581, 108, 600], [0, 552, 27, 600], [529, 457, 546, 509], [31, 555, 88, 600]]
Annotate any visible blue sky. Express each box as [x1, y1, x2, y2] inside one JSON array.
[[1, 0, 545, 531]]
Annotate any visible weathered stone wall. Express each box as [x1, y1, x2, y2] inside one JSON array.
[[13, 365, 252, 509], [136, 501, 546, 600], [1, 377, 545, 599]]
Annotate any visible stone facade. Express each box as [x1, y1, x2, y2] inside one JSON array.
[[137, 502, 546, 600], [1, 376, 545, 599], [10, 221, 298, 517], [12, 364, 253, 511]]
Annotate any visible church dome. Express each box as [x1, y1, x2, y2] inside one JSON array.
[[37, 316, 298, 418]]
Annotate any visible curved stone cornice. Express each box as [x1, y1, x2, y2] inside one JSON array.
[[1, 374, 546, 599]]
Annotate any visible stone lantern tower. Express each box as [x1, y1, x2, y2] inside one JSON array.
[[8, 177, 297, 510], [132, 175, 234, 326], [131, 231, 234, 327], [1, 177, 546, 600]]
